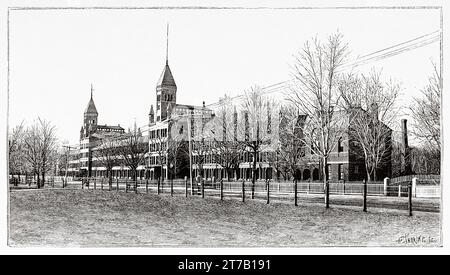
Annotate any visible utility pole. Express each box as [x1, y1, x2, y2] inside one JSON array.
[[187, 113, 194, 195], [62, 145, 76, 188]]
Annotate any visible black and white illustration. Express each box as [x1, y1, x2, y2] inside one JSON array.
[[6, 4, 442, 247]]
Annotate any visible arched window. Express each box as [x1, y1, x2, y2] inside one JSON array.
[[338, 137, 344, 152], [303, 169, 311, 180], [312, 168, 319, 181]]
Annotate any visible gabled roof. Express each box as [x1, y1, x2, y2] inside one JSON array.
[[157, 63, 176, 88]]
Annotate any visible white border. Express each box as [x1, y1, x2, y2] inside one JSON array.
[[0, 0, 448, 255]]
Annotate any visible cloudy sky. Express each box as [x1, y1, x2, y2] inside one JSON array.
[[8, 7, 440, 145]]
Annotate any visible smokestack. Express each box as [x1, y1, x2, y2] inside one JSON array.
[[244, 111, 249, 142], [401, 119, 412, 175], [401, 119, 408, 149]]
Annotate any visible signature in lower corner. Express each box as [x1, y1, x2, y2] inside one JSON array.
[[396, 233, 439, 245]]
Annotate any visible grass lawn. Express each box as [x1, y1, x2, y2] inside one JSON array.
[[9, 189, 441, 247]]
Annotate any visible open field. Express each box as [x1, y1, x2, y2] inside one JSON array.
[[9, 189, 441, 247]]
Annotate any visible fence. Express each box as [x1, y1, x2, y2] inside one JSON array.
[[10, 175, 441, 214], [391, 174, 440, 185], [387, 175, 441, 198], [9, 175, 75, 189]]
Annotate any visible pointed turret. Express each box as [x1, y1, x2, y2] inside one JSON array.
[[156, 24, 177, 122], [85, 84, 98, 115], [83, 84, 98, 136], [157, 64, 177, 88], [149, 104, 155, 124]]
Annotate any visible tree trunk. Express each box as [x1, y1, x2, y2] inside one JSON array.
[[322, 156, 329, 208], [37, 173, 40, 189], [160, 161, 164, 182], [252, 148, 257, 199], [41, 171, 45, 188], [108, 169, 113, 187]]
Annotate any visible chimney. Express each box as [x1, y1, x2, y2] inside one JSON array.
[[244, 111, 249, 142], [202, 101, 205, 108], [401, 119, 412, 175]]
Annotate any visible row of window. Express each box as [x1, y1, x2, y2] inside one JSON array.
[[149, 156, 166, 165], [149, 128, 168, 139], [191, 151, 273, 164], [149, 142, 166, 152], [157, 93, 175, 102]]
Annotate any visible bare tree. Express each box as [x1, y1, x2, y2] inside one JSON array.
[[92, 132, 122, 186], [410, 146, 440, 175], [207, 96, 246, 181], [22, 118, 58, 188], [274, 104, 310, 181], [38, 118, 58, 187], [167, 122, 188, 179], [340, 71, 400, 181], [409, 62, 441, 173], [287, 32, 348, 207], [238, 86, 277, 198], [8, 121, 27, 183], [117, 125, 147, 182], [192, 117, 210, 181]]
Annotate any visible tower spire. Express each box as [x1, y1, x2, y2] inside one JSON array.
[[90, 83, 94, 99], [166, 23, 169, 65]]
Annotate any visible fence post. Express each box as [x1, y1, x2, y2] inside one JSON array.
[[363, 179, 367, 212], [307, 179, 311, 194], [408, 184, 413, 216], [325, 181, 330, 209], [398, 185, 401, 197], [101, 178, 103, 190], [343, 180, 346, 195], [184, 176, 188, 198], [116, 178, 119, 192], [135, 179, 138, 194], [220, 179, 224, 201], [146, 179, 149, 194], [171, 178, 174, 197], [201, 178, 205, 199], [383, 177, 390, 196], [294, 180, 298, 206], [157, 178, 160, 195], [82, 179, 84, 189], [125, 178, 128, 193], [109, 178, 111, 191], [412, 177, 417, 198], [266, 180, 270, 204], [87, 178, 90, 190], [94, 178, 96, 190], [242, 179, 245, 202]]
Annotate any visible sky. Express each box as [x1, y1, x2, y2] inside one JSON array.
[[8, 7, 441, 145]]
